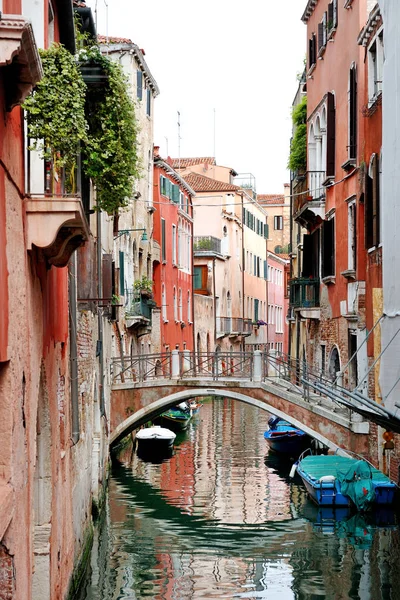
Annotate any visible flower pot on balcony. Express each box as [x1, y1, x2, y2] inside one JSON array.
[[79, 61, 109, 86]]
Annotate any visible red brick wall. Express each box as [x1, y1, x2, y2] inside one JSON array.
[[0, 543, 15, 600]]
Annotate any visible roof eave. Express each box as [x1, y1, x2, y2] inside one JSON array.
[[301, 0, 318, 23]]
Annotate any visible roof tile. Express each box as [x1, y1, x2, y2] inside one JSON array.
[[257, 194, 285, 205], [98, 34, 133, 45], [183, 172, 239, 193], [171, 157, 216, 169]]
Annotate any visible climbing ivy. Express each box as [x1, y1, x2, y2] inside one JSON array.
[[23, 34, 140, 215], [80, 43, 140, 214], [22, 43, 87, 171], [288, 96, 307, 173]]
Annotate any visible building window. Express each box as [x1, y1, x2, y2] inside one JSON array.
[[146, 88, 151, 116], [48, 1, 55, 44], [137, 70, 143, 101], [194, 265, 208, 295], [368, 29, 384, 103], [274, 216, 283, 230], [327, 0, 338, 32], [172, 224, 177, 265], [161, 218, 166, 262], [321, 344, 326, 375], [318, 12, 327, 54], [365, 154, 380, 249], [348, 200, 356, 271], [322, 217, 335, 278], [309, 33, 317, 70], [349, 65, 357, 161]]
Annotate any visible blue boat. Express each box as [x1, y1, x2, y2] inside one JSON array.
[[294, 453, 397, 509], [264, 416, 311, 457]]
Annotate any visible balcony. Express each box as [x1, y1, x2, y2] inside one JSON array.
[[216, 316, 252, 337], [194, 236, 222, 256], [25, 195, 89, 267], [125, 289, 156, 329], [290, 278, 320, 319], [293, 171, 326, 229]]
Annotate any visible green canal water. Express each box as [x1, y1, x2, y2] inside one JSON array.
[[80, 398, 400, 599]]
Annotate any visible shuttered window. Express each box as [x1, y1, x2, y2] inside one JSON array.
[[309, 33, 316, 69], [146, 88, 151, 116], [326, 92, 336, 178], [161, 218, 166, 262], [264, 223, 269, 239], [322, 218, 335, 278], [349, 67, 357, 160], [137, 70, 143, 101], [264, 260, 267, 279], [365, 155, 380, 248], [119, 251, 125, 296]]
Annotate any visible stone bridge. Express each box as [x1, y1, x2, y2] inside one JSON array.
[[110, 350, 370, 454]]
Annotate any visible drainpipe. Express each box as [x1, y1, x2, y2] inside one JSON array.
[[69, 253, 80, 444], [213, 256, 216, 348], [265, 214, 269, 352], [97, 209, 105, 417], [241, 193, 245, 351], [288, 179, 293, 360], [190, 208, 195, 355]]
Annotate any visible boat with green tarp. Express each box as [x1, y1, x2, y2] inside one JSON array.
[[293, 453, 397, 509]]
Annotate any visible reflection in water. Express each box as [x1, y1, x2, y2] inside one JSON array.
[[80, 398, 400, 600]]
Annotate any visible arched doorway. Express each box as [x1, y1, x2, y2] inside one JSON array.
[[328, 346, 341, 382]]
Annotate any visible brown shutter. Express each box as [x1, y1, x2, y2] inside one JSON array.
[[102, 254, 112, 300], [365, 173, 373, 249], [349, 68, 357, 160], [326, 92, 336, 178], [372, 156, 380, 246], [328, 2, 334, 29], [318, 22, 324, 52], [302, 234, 313, 277]]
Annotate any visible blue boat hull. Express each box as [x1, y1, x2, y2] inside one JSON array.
[[264, 431, 310, 456], [296, 459, 396, 507]]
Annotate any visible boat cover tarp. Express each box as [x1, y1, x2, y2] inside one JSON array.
[[337, 460, 375, 510]]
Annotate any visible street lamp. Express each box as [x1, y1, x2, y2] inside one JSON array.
[[114, 228, 148, 243]]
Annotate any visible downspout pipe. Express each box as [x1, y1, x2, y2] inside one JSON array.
[[69, 253, 80, 444], [97, 209, 105, 417], [241, 193, 245, 351]]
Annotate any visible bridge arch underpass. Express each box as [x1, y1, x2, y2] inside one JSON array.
[[110, 387, 353, 455]]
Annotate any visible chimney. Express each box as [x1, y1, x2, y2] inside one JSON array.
[[153, 145, 160, 157]]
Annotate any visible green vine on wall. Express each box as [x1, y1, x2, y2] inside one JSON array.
[[288, 96, 307, 173], [22, 43, 87, 171], [23, 33, 140, 215]]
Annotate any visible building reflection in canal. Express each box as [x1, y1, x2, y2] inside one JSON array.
[[80, 398, 400, 600]]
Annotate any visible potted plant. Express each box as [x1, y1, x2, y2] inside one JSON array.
[[134, 276, 153, 297]]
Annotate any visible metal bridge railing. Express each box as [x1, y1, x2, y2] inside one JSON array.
[[112, 352, 172, 384]]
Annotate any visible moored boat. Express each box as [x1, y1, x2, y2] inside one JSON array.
[[264, 416, 311, 457], [136, 425, 176, 452], [293, 453, 397, 509], [154, 402, 192, 432], [189, 400, 203, 415]]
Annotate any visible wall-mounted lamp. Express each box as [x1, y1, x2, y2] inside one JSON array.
[[114, 228, 148, 242]]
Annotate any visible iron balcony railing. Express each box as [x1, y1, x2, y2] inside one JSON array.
[[293, 171, 326, 215], [193, 236, 221, 254], [290, 278, 320, 309], [124, 289, 155, 321], [216, 316, 253, 335]]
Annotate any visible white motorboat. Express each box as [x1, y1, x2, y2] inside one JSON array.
[[136, 425, 176, 451]]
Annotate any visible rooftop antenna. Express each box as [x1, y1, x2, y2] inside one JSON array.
[[213, 108, 216, 160], [104, 0, 109, 46], [177, 111, 181, 170], [164, 136, 169, 157]]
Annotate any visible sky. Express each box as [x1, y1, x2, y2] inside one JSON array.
[[86, 0, 306, 194]]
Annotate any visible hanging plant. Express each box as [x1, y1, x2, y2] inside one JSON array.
[[79, 42, 141, 214], [288, 96, 307, 173], [22, 43, 88, 172]]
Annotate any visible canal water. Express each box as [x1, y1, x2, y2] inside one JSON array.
[[80, 398, 400, 599]]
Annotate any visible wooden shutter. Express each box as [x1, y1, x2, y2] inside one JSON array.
[[254, 254, 257, 275], [328, 2, 334, 30], [322, 219, 335, 278], [137, 70, 143, 101], [323, 13, 327, 46], [349, 68, 357, 160], [264, 223, 269, 239], [326, 92, 336, 178], [372, 156, 380, 246], [254, 299, 259, 322], [365, 173, 374, 249], [102, 254, 112, 300], [302, 234, 313, 277], [161, 219, 166, 261], [318, 22, 324, 52], [333, 0, 338, 28], [146, 89, 151, 116], [264, 260, 267, 279], [119, 251, 125, 296]]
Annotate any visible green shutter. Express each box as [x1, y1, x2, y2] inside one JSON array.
[[119, 251, 125, 295], [194, 267, 202, 290], [172, 184, 179, 203], [254, 299, 259, 322], [264, 260, 267, 279], [264, 223, 269, 239]]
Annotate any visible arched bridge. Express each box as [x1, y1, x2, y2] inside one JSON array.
[[110, 350, 376, 455]]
